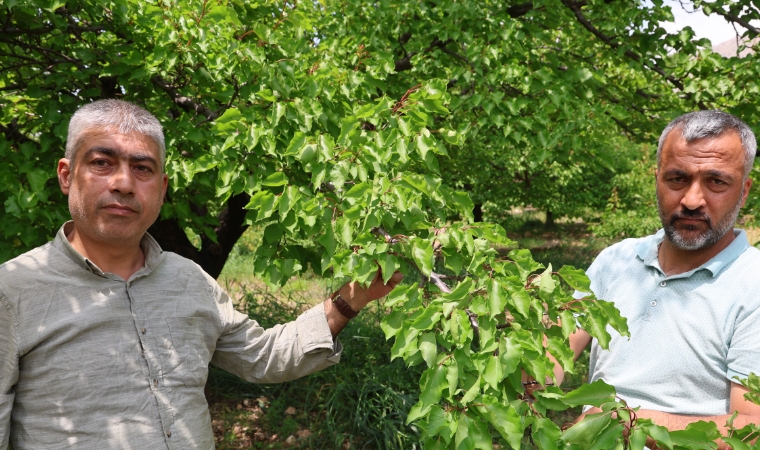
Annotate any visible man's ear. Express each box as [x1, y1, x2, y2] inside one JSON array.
[[57, 158, 72, 195], [160, 173, 168, 205], [741, 177, 753, 207]]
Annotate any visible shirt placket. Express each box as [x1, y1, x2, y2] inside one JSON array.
[[127, 280, 177, 450]]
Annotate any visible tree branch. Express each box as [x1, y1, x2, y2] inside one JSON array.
[[561, 0, 708, 110], [714, 10, 760, 36], [151, 76, 219, 120], [0, 118, 37, 148]]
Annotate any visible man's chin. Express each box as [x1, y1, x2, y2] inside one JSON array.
[[665, 227, 718, 251]]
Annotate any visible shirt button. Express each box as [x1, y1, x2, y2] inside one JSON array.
[[660, 281, 667, 287], [153, 379, 158, 386], [166, 431, 171, 438], [140, 328, 146, 334], [651, 300, 657, 307]]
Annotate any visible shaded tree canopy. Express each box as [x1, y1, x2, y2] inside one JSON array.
[[2, 0, 759, 274]]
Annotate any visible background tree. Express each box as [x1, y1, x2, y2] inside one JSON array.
[[3, 0, 759, 272]]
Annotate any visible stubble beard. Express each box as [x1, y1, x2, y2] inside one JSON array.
[[68, 182, 153, 246], [657, 193, 743, 251]]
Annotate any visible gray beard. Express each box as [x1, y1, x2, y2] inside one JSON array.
[[657, 193, 742, 251]]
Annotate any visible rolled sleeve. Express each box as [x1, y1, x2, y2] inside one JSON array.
[[211, 285, 341, 383], [0, 292, 19, 450]]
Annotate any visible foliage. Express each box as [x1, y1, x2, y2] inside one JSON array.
[[208, 282, 423, 449], [591, 146, 661, 240], [5, 0, 760, 449]]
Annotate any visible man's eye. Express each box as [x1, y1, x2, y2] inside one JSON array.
[[135, 165, 152, 173], [93, 159, 109, 167], [670, 177, 684, 183], [712, 179, 726, 185]]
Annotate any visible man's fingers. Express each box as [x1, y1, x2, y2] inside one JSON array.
[[388, 270, 403, 285]]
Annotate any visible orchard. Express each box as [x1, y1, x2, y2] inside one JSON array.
[[2, 0, 760, 448]]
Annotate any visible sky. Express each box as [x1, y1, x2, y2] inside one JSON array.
[[659, 0, 754, 46]]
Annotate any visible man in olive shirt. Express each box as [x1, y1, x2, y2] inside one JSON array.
[[0, 100, 402, 449]]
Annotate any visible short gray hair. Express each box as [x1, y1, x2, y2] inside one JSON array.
[[66, 99, 166, 169], [657, 110, 756, 179]]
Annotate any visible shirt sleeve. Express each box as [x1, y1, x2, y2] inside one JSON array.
[[0, 291, 19, 450], [726, 304, 760, 382], [209, 282, 342, 383]]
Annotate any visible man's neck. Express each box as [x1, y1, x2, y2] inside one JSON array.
[[66, 226, 146, 281], [658, 231, 736, 276]]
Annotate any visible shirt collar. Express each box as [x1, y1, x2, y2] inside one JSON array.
[[52, 221, 164, 280], [635, 228, 750, 278]]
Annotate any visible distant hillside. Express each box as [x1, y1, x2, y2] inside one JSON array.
[[713, 36, 756, 57]]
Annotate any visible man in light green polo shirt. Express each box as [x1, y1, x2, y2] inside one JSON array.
[[561, 111, 760, 442], [0, 99, 402, 449]]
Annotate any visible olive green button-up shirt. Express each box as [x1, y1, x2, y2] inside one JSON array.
[[0, 223, 341, 450]]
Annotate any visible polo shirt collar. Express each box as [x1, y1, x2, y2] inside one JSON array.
[[53, 221, 164, 280], [635, 228, 749, 278]]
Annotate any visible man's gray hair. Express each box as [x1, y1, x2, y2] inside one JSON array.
[[657, 110, 756, 179], [66, 99, 166, 168]]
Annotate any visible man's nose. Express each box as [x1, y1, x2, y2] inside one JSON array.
[[681, 181, 706, 211], [109, 163, 135, 195]]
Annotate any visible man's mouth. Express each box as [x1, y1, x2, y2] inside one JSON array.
[[102, 204, 138, 215]]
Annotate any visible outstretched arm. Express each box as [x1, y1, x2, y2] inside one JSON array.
[[324, 269, 404, 337]]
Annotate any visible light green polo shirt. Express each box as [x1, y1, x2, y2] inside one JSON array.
[[584, 229, 760, 415]]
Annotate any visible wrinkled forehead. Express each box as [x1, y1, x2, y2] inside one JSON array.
[[74, 127, 161, 156], [660, 129, 746, 170]]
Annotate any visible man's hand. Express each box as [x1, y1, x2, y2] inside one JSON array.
[[339, 268, 404, 311], [324, 268, 403, 337]]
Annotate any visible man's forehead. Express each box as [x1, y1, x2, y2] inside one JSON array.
[[662, 130, 744, 161], [77, 128, 159, 155]]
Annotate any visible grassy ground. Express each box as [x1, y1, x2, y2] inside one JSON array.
[[207, 216, 615, 449]]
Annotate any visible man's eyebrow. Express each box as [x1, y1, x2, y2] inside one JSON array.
[[705, 169, 733, 180], [83, 147, 118, 158], [662, 169, 689, 177], [83, 147, 158, 166]]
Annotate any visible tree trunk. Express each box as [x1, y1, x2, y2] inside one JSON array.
[[545, 210, 555, 229], [473, 203, 483, 222], [148, 192, 250, 279]]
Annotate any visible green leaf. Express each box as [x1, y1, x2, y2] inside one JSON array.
[[215, 107, 242, 125], [589, 423, 624, 450], [411, 239, 434, 276], [498, 335, 522, 376], [483, 356, 503, 390], [419, 365, 448, 410], [475, 399, 523, 449], [380, 309, 404, 340], [640, 423, 673, 450], [410, 306, 442, 330], [561, 379, 616, 407], [262, 171, 288, 186], [538, 264, 556, 298], [245, 191, 278, 221], [561, 411, 612, 447], [377, 253, 401, 284], [559, 310, 577, 339], [721, 437, 751, 450], [629, 427, 648, 450], [558, 265, 591, 292], [419, 332, 437, 368], [487, 278, 506, 319], [596, 300, 630, 338], [455, 412, 492, 450]]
